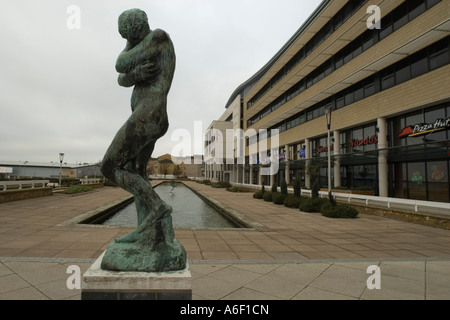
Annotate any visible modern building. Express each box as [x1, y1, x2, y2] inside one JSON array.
[[214, 0, 449, 202]]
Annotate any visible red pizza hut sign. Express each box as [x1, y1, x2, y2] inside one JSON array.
[[398, 118, 450, 139]]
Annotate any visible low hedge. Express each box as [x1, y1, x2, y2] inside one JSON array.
[[211, 181, 232, 188], [272, 192, 287, 205], [299, 197, 329, 213], [253, 191, 264, 199], [63, 185, 93, 194], [320, 202, 359, 219], [227, 186, 254, 193], [284, 195, 301, 208], [263, 191, 273, 202]]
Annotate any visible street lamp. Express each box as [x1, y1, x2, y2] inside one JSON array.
[[325, 108, 332, 200], [59, 153, 64, 187]]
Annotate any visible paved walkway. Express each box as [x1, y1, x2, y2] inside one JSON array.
[[0, 182, 449, 300]]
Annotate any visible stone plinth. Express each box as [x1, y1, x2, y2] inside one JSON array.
[[81, 252, 191, 300]]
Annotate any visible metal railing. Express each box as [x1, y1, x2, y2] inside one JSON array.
[[0, 180, 50, 191], [233, 182, 450, 216]]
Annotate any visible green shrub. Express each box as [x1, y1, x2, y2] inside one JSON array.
[[313, 197, 329, 211], [299, 197, 315, 212], [271, 183, 278, 193], [63, 185, 93, 194], [320, 203, 359, 219], [280, 179, 288, 195], [263, 191, 273, 202], [299, 197, 329, 212], [284, 195, 301, 208], [293, 177, 301, 197], [272, 192, 287, 205], [227, 186, 254, 193], [253, 191, 264, 199], [211, 181, 232, 188]]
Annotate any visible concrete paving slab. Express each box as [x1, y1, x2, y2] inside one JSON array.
[[292, 286, 358, 300]]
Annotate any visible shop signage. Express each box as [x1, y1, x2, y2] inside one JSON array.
[[0, 167, 13, 173], [316, 144, 334, 153], [398, 117, 450, 139], [350, 135, 378, 148], [299, 147, 306, 159]]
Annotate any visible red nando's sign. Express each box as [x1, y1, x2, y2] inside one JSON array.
[[316, 135, 378, 153], [398, 117, 450, 139]]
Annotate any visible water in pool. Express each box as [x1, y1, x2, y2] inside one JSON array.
[[102, 182, 238, 228]]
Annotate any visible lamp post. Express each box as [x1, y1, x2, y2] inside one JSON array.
[[59, 153, 64, 188], [23, 161, 28, 179], [325, 108, 332, 200]]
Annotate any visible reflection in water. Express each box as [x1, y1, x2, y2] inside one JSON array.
[[103, 182, 237, 228]]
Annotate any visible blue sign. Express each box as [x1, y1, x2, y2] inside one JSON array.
[[299, 147, 306, 159]]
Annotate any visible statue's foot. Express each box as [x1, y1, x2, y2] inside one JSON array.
[[114, 203, 172, 244], [114, 230, 139, 243], [140, 202, 173, 228]]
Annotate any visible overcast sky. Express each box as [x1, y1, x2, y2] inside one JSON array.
[[0, 0, 323, 165]]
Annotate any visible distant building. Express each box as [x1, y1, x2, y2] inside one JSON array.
[[0, 161, 101, 180], [146, 154, 203, 179]]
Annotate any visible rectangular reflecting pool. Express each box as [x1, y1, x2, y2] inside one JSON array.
[[101, 182, 240, 229]]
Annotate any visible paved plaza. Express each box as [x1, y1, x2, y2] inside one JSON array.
[[0, 181, 449, 300]]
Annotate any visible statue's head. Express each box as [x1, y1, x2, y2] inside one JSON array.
[[118, 9, 150, 46]]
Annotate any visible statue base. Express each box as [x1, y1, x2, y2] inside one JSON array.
[[100, 213, 187, 272], [81, 252, 192, 300]]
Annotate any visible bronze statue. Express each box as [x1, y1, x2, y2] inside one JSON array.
[[100, 9, 186, 272]]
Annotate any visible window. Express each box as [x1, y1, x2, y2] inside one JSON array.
[[393, 5, 408, 31], [335, 52, 344, 69], [353, 44, 363, 58], [427, 0, 441, 7], [395, 61, 411, 84], [411, 51, 428, 77], [324, 60, 333, 76], [364, 82, 375, 97], [424, 106, 447, 142], [409, 0, 426, 20], [344, 48, 353, 64], [379, 22, 393, 40], [362, 34, 374, 51], [299, 114, 305, 125], [336, 96, 345, 109], [381, 72, 395, 90], [429, 48, 449, 70], [408, 162, 427, 200], [313, 108, 319, 119], [345, 91, 354, 106], [427, 161, 449, 202], [354, 86, 364, 102]]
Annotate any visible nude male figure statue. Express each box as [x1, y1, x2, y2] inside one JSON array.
[[100, 9, 186, 272]]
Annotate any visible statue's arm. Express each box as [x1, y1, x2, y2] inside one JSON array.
[[117, 63, 159, 88]]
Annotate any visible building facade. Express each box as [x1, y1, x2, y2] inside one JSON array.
[[216, 0, 449, 202]]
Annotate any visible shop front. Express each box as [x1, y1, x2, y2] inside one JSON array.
[[388, 102, 450, 202]]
